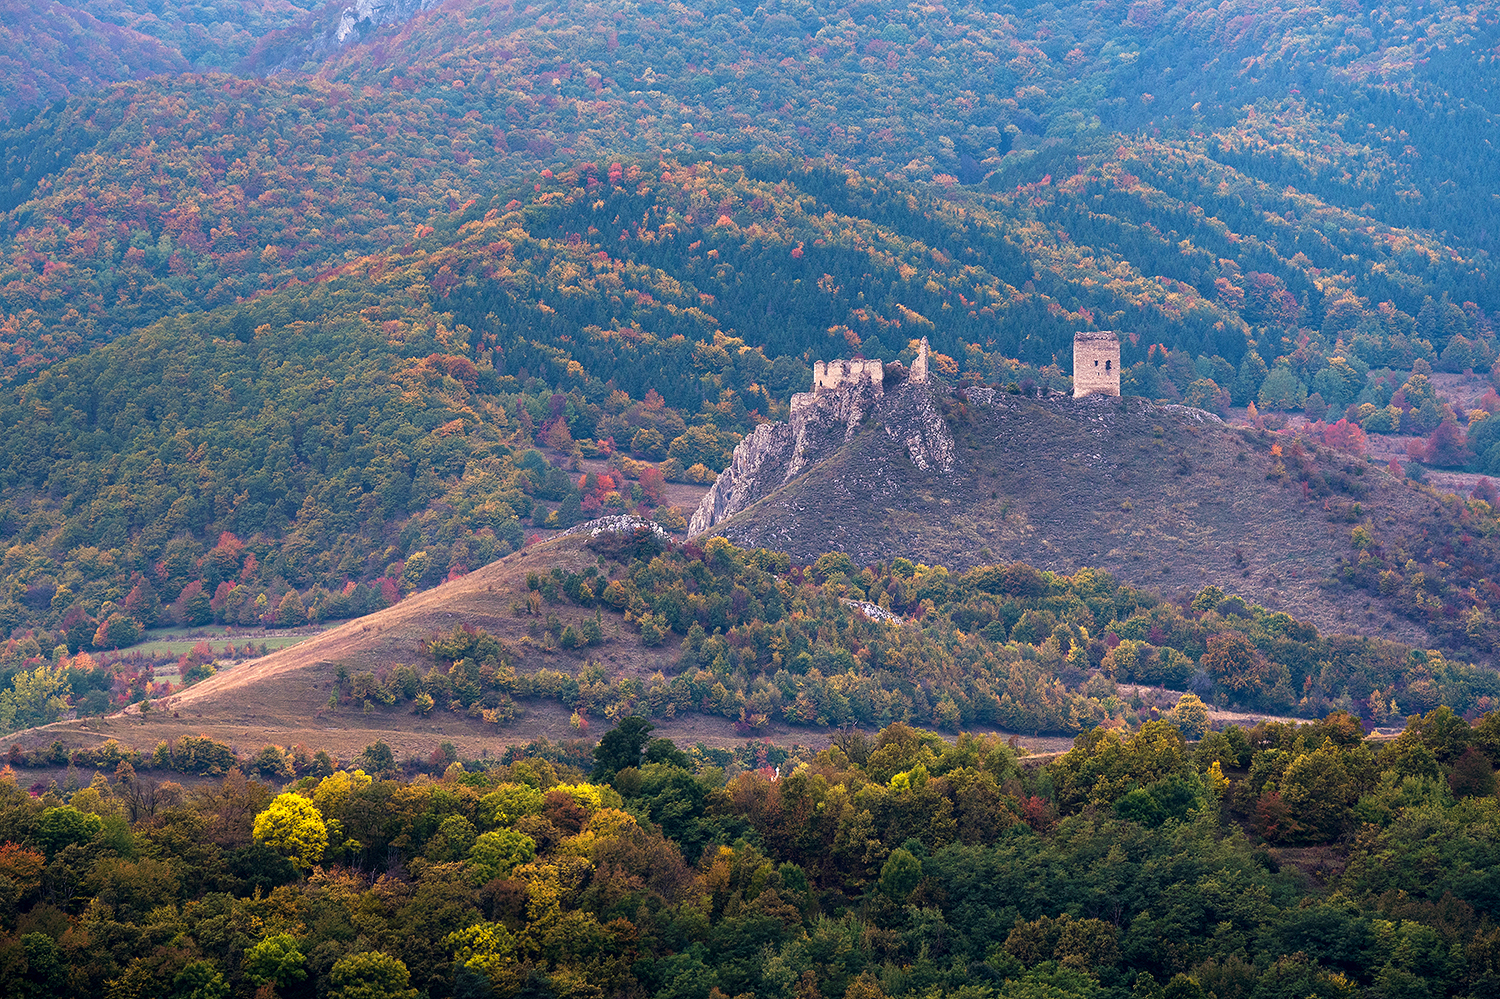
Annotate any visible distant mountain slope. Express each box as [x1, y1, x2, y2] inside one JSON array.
[[0, 0, 188, 113], [81, 0, 321, 72], [698, 383, 1453, 654], [0, 0, 322, 116], [0, 0, 1496, 381]]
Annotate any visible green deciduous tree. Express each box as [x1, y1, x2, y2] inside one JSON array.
[[593, 716, 654, 781], [1258, 367, 1308, 411], [468, 829, 536, 884], [274, 590, 306, 627], [242, 934, 307, 989], [327, 951, 418, 999], [92, 612, 143, 650], [1171, 694, 1211, 740], [0, 662, 71, 733], [34, 806, 103, 858]]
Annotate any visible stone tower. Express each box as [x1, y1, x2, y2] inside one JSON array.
[[910, 337, 930, 383], [1073, 331, 1121, 399]]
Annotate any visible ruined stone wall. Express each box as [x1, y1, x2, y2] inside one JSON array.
[[1073, 331, 1121, 398], [813, 358, 885, 394], [910, 337, 929, 383]]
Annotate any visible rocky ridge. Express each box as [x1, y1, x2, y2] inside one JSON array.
[[687, 381, 1447, 648], [690, 345, 953, 536]]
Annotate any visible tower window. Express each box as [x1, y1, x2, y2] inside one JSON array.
[[1105, 359, 1112, 371]]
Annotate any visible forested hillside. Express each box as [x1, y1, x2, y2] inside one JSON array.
[[0, 0, 320, 114], [2, 0, 1497, 379], [5, 708, 1500, 998], [2, 1, 1500, 741], [0, 0, 190, 114], [3, 0, 1500, 971]]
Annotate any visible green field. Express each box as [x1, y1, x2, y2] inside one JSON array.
[[123, 626, 322, 659]]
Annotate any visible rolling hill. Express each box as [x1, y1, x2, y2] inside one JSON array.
[[692, 378, 1481, 655], [21, 423, 1500, 764], [3, 0, 1500, 745]]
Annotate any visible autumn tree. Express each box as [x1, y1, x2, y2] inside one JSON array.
[[253, 793, 328, 870], [1200, 631, 1270, 693], [1170, 693, 1211, 739]]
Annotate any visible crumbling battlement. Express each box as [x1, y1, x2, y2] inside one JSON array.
[[1073, 331, 1121, 399], [792, 339, 930, 418], [813, 358, 886, 394], [910, 337, 929, 384]]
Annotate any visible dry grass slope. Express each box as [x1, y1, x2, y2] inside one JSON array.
[[22, 532, 862, 760], [711, 393, 1439, 647]]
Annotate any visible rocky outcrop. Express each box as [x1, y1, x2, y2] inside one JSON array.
[[253, 0, 444, 71], [561, 514, 668, 539], [689, 376, 954, 536], [687, 422, 798, 536], [879, 378, 956, 473], [329, 0, 441, 47]]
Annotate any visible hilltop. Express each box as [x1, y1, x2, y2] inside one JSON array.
[[695, 380, 1450, 653]]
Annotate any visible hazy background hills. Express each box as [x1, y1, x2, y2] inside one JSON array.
[[1, 0, 1500, 740]]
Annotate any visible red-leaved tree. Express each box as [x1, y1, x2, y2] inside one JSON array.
[[1426, 419, 1473, 467], [1321, 419, 1368, 456]]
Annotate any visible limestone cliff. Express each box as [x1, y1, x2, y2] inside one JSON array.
[[689, 374, 954, 536], [328, 0, 442, 48], [253, 0, 443, 70]]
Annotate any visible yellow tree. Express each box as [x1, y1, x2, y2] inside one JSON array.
[[252, 793, 327, 871], [0, 661, 70, 733]]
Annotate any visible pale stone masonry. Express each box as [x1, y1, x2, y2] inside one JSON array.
[[794, 339, 929, 417], [813, 358, 886, 395], [1073, 331, 1121, 398], [909, 337, 929, 383]]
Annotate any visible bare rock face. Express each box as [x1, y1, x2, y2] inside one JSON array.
[[252, 0, 444, 70], [687, 422, 798, 536], [689, 378, 953, 536], [330, 0, 442, 46], [880, 380, 955, 473]]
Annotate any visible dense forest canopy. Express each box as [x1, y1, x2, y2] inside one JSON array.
[[3, 707, 1500, 997]]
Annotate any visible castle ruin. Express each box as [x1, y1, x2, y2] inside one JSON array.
[[813, 358, 886, 395], [809, 337, 932, 395], [791, 339, 929, 418], [1073, 331, 1121, 399]]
